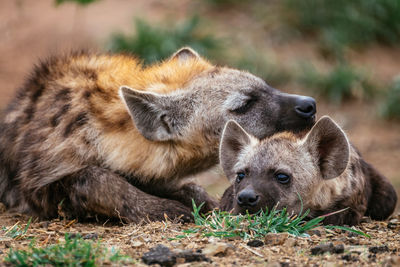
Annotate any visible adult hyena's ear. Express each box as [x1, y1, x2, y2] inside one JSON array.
[[220, 120, 255, 180], [119, 86, 188, 141], [304, 116, 350, 179], [170, 47, 200, 63]]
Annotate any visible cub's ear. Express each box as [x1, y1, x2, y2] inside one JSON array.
[[119, 86, 186, 141], [220, 120, 255, 180], [170, 47, 200, 63], [304, 116, 350, 179]]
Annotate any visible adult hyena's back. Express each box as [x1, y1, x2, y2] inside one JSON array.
[[0, 51, 215, 221], [0, 52, 122, 216], [0, 123, 22, 211]]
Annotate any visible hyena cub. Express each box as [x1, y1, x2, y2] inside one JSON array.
[[220, 116, 397, 225], [0, 47, 316, 223]]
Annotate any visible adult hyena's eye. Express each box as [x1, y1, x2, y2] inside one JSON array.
[[275, 173, 291, 184], [236, 172, 246, 183], [232, 97, 257, 114]]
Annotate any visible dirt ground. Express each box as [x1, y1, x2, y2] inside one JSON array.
[[0, 211, 399, 266], [0, 1, 400, 266]]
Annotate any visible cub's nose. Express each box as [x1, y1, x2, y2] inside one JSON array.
[[237, 189, 259, 207], [295, 96, 316, 119]]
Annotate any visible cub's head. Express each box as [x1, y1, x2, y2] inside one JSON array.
[[220, 116, 350, 215], [119, 47, 316, 150]]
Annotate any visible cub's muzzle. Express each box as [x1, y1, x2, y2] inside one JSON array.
[[237, 188, 259, 207]]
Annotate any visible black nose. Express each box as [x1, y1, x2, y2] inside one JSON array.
[[237, 189, 259, 207], [295, 96, 316, 119]]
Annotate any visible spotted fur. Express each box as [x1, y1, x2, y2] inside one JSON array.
[[0, 47, 315, 222], [220, 116, 397, 225]]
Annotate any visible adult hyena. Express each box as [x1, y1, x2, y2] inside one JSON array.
[[0, 48, 316, 223], [219, 116, 397, 225]]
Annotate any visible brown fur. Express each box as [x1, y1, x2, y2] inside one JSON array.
[[220, 117, 397, 225], [0, 48, 315, 223]]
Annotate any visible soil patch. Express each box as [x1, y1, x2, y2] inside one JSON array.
[[1, 211, 399, 266]]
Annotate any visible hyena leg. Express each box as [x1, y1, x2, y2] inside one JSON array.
[[320, 208, 364, 226], [363, 161, 397, 220], [219, 184, 235, 212], [63, 166, 193, 223], [139, 181, 218, 213], [167, 182, 218, 213]]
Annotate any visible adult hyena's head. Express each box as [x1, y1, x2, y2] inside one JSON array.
[[119, 47, 316, 151], [219, 116, 350, 215]]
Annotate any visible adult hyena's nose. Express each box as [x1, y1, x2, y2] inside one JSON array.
[[237, 189, 259, 207], [294, 96, 316, 119]]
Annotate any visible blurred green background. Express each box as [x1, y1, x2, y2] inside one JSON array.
[[0, 0, 399, 209]]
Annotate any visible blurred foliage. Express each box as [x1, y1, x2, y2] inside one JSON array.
[[55, 0, 100, 6], [299, 63, 375, 104], [108, 15, 289, 86], [284, 0, 400, 58], [108, 16, 222, 65], [233, 50, 291, 87], [381, 77, 400, 120], [97, 1, 399, 118], [205, 0, 243, 7]]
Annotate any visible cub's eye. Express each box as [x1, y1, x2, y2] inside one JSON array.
[[275, 173, 290, 184], [236, 172, 246, 183]]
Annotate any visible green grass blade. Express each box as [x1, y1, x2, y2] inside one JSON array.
[[325, 225, 370, 238]]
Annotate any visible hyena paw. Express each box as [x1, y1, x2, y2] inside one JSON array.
[[177, 183, 218, 214], [154, 199, 193, 223]]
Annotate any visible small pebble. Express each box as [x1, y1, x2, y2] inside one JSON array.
[[310, 243, 345, 255], [3, 241, 11, 248], [175, 249, 210, 263], [369, 245, 389, 254], [308, 229, 321, 237], [131, 241, 144, 248], [360, 217, 372, 223], [142, 245, 209, 266], [39, 221, 50, 229], [334, 244, 345, 254], [203, 242, 234, 257], [347, 231, 357, 237], [142, 245, 176, 267], [342, 254, 359, 262], [264, 233, 288, 246], [284, 238, 297, 247], [247, 239, 264, 247], [83, 233, 98, 240], [387, 221, 399, 230], [311, 243, 334, 255]]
